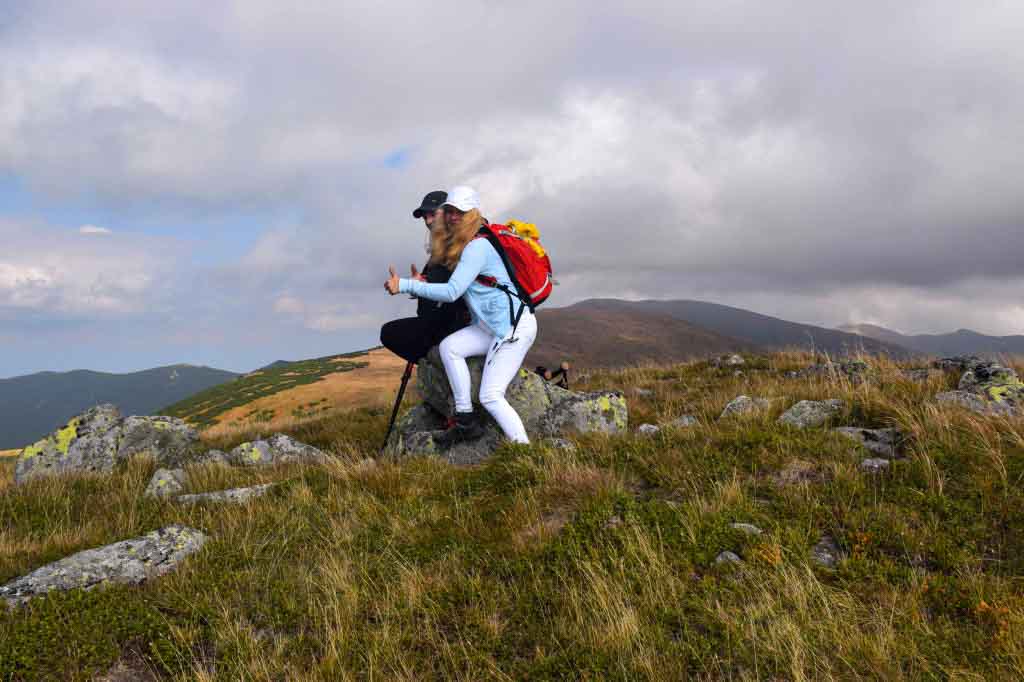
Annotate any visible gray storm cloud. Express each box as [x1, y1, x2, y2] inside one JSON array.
[[1, 0, 1023, 375]]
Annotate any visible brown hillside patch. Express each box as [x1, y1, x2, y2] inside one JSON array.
[[204, 348, 411, 438], [0, 449, 19, 458]]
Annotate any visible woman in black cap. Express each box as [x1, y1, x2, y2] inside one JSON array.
[[379, 190, 470, 364]]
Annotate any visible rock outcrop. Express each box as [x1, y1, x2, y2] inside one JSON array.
[[1, 526, 207, 607], [934, 357, 1023, 415], [720, 395, 770, 419], [15, 405, 198, 485], [384, 348, 627, 464], [777, 399, 845, 429]]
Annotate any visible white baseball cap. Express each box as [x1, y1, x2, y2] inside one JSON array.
[[442, 185, 480, 212]]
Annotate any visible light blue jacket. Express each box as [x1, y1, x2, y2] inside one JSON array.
[[399, 238, 525, 340]]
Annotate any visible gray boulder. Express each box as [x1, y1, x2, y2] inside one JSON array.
[[936, 390, 1016, 416], [117, 416, 198, 466], [833, 427, 902, 457], [14, 405, 200, 485], [144, 468, 188, 498], [229, 434, 327, 466], [777, 399, 845, 429], [194, 449, 230, 466], [720, 395, 770, 419], [178, 483, 275, 505], [386, 350, 627, 464], [1, 525, 207, 607]]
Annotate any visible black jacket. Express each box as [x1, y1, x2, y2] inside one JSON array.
[[417, 263, 470, 333]]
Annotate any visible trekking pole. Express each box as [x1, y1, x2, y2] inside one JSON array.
[[380, 361, 414, 455]]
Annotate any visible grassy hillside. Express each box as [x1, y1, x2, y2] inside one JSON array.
[[3, 353, 1024, 679], [161, 350, 373, 429]]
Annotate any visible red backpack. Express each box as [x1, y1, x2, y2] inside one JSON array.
[[474, 223, 553, 334]]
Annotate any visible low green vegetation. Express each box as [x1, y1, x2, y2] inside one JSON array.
[[3, 352, 1024, 679], [161, 351, 372, 429]]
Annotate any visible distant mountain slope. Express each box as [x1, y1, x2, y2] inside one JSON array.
[[159, 346, 391, 430], [839, 323, 1024, 356], [527, 304, 753, 370], [0, 365, 239, 449], [564, 299, 911, 357]]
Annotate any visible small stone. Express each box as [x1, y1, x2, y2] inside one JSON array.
[[144, 468, 187, 498], [545, 438, 577, 451], [860, 458, 891, 473], [637, 423, 660, 435], [811, 535, 841, 568], [777, 399, 845, 429], [832, 426, 902, 457], [715, 551, 743, 565], [726, 354, 745, 366], [730, 523, 763, 536], [632, 388, 654, 397], [177, 483, 275, 505], [720, 395, 770, 419]]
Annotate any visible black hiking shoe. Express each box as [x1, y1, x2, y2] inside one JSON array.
[[436, 411, 484, 448]]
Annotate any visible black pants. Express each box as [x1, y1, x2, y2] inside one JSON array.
[[381, 317, 460, 364]]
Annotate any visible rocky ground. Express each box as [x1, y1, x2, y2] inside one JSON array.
[[2, 351, 1024, 679]]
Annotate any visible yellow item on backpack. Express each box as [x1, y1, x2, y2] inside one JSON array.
[[506, 219, 546, 258]]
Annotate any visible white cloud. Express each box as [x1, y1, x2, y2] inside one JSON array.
[[78, 224, 112, 235]]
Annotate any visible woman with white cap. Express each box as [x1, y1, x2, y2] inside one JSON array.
[[384, 185, 538, 446]]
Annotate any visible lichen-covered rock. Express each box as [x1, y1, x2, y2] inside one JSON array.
[[230, 440, 274, 466], [719, 395, 770, 419], [777, 399, 845, 429], [936, 390, 1016, 416], [0, 525, 207, 607], [833, 427, 902, 457], [177, 484, 275, 505], [15, 406, 201, 485], [539, 391, 628, 436], [266, 434, 328, 463], [117, 416, 198, 466], [144, 468, 188, 498], [15, 405, 123, 484]]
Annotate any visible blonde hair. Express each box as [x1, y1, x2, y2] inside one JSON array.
[[427, 220, 449, 266], [439, 208, 483, 269]]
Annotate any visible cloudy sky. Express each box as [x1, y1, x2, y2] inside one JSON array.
[[2, 1, 1023, 377]]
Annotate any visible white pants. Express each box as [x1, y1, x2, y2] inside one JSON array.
[[439, 311, 538, 443]]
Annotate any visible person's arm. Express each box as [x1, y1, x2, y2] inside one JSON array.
[[398, 240, 487, 303]]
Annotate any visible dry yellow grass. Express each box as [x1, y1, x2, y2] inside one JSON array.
[[204, 348, 412, 438]]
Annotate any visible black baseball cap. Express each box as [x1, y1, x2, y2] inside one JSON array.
[[413, 190, 447, 219]]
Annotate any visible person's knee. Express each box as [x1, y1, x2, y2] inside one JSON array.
[[439, 334, 460, 360], [479, 388, 505, 409]]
